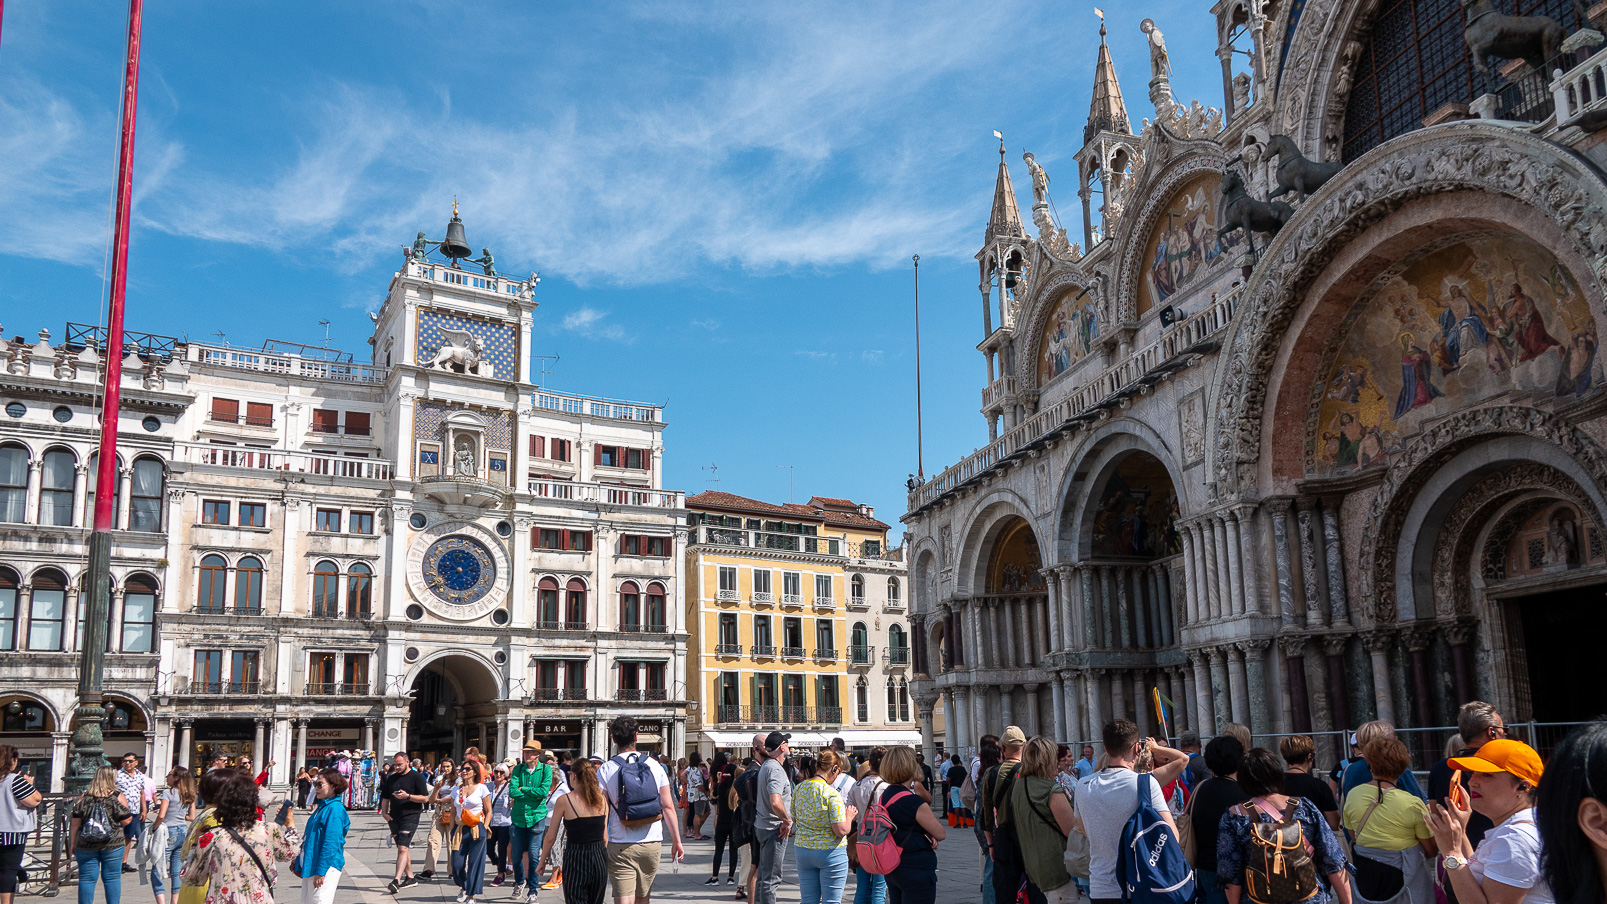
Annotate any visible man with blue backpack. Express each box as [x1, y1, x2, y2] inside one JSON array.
[[1072, 720, 1194, 904], [597, 717, 684, 904]]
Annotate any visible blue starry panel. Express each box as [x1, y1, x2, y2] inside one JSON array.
[[413, 400, 514, 452], [416, 309, 519, 381]]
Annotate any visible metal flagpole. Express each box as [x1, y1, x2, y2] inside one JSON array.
[[913, 254, 924, 479], [69, 0, 144, 793]]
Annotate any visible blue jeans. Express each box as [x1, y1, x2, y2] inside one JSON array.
[[796, 845, 848, 904], [853, 863, 887, 904], [150, 829, 186, 894], [77, 848, 123, 904], [510, 819, 547, 888], [1196, 868, 1229, 904], [973, 823, 996, 904]]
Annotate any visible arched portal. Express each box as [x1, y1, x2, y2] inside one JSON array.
[[407, 654, 502, 763], [1069, 447, 1183, 651]]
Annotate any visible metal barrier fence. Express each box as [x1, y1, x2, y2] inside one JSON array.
[[17, 794, 71, 896]]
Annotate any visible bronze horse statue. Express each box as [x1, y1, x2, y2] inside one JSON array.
[[1217, 169, 1292, 253], [1265, 134, 1343, 202], [1461, 0, 1579, 87]]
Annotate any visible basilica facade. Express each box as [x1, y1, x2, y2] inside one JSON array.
[[903, 0, 1607, 763], [0, 216, 687, 790]]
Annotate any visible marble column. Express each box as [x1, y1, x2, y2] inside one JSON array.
[[941, 689, 957, 752], [1237, 506, 1261, 616], [1227, 646, 1250, 726], [1059, 567, 1080, 652], [1242, 639, 1271, 734], [1110, 671, 1126, 724], [1296, 499, 1325, 628], [1043, 571, 1063, 656], [1025, 684, 1041, 737], [1189, 651, 1214, 736], [1151, 565, 1171, 646], [1100, 567, 1116, 649], [1279, 635, 1312, 733], [1182, 664, 1200, 735], [1208, 648, 1231, 733], [1365, 629, 1397, 725], [71, 464, 88, 529], [973, 686, 987, 746], [1322, 634, 1352, 733], [1267, 500, 1297, 626], [1132, 673, 1149, 736], [1446, 620, 1476, 707], [295, 719, 309, 771], [1225, 513, 1246, 616], [1405, 629, 1437, 763], [1050, 676, 1067, 740], [1083, 669, 1104, 740], [1182, 520, 1201, 626], [253, 719, 267, 763], [1080, 567, 1098, 650], [1214, 518, 1235, 620], [1116, 570, 1134, 649], [951, 688, 968, 754], [178, 720, 194, 769], [989, 601, 1004, 669], [23, 459, 41, 524], [1320, 500, 1351, 627], [1202, 520, 1221, 620], [918, 699, 936, 764], [1037, 596, 1052, 661], [1131, 569, 1150, 648], [50, 732, 69, 793], [1001, 686, 1016, 731]]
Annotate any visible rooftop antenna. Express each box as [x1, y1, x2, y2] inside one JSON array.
[[913, 254, 924, 480], [318, 320, 332, 348], [702, 463, 720, 486], [778, 464, 795, 503], [533, 354, 560, 387], [211, 331, 228, 348]]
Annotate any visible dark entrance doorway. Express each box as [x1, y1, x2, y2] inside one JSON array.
[[406, 655, 501, 765], [1513, 582, 1607, 723]]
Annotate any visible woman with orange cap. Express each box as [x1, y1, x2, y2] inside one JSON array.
[[1426, 739, 1553, 904]]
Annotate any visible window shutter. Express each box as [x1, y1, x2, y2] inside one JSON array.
[[530, 435, 544, 457], [643, 448, 653, 471], [244, 402, 273, 427], [311, 409, 339, 433], [345, 412, 370, 436], [531, 526, 539, 548], [594, 444, 603, 466], [211, 398, 239, 422]]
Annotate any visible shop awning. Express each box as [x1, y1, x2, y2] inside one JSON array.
[[833, 729, 922, 747]]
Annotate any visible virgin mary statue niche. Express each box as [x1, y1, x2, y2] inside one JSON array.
[[454, 438, 477, 477]]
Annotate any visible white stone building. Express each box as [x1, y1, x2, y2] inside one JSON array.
[[0, 218, 688, 789]]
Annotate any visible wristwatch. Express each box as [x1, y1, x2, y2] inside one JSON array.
[[1443, 856, 1467, 871]]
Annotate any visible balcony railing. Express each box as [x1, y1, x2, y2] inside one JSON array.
[[615, 688, 669, 702], [528, 478, 683, 509], [714, 643, 743, 656], [1554, 43, 1607, 128], [714, 705, 843, 725], [193, 605, 263, 616], [781, 594, 803, 608], [310, 422, 372, 437], [751, 644, 776, 659], [847, 541, 901, 562], [528, 687, 589, 701], [850, 645, 875, 665], [982, 374, 1018, 409], [179, 678, 260, 695], [780, 645, 807, 660], [530, 389, 662, 424], [883, 599, 905, 612], [848, 596, 868, 609], [716, 589, 739, 602], [175, 442, 395, 481], [752, 591, 775, 606], [690, 526, 843, 556], [884, 647, 911, 666], [536, 620, 590, 632], [813, 647, 838, 662], [304, 682, 370, 696], [812, 596, 835, 611], [190, 344, 387, 384], [619, 623, 669, 634], [911, 285, 1240, 512]]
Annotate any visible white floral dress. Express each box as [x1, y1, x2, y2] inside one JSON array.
[[181, 821, 300, 904]]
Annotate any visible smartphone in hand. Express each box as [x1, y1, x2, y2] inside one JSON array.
[[275, 800, 293, 825]]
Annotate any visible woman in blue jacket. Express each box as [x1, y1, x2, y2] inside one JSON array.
[[293, 768, 351, 904]]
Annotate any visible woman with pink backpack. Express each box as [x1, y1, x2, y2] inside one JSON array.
[[858, 748, 946, 904]]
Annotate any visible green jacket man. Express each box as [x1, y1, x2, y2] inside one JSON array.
[[508, 742, 556, 896]]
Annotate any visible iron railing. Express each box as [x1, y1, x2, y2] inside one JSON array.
[[615, 688, 669, 702]]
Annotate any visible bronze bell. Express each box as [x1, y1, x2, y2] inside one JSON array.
[[440, 213, 471, 261]]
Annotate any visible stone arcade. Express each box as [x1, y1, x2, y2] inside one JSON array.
[[904, 0, 1607, 762]]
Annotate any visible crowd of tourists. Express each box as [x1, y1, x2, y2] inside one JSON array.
[[6, 710, 1607, 904]]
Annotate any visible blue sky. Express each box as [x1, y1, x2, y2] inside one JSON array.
[[0, 0, 1220, 540]]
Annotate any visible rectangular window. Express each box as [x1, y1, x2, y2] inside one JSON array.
[[315, 509, 341, 532], [754, 570, 772, 594], [202, 500, 230, 525], [815, 619, 834, 651], [307, 651, 336, 691], [237, 502, 265, 527], [342, 654, 368, 691], [818, 675, 839, 709], [754, 615, 772, 647], [537, 660, 559, 689], [311, 409, 339, 433], [626, 448, 646, 470], [597, 446, 619, 468], [646, 536, 668, 557], [530, 435, 545, 458], [783, 572, 801, 596], [567, 530, 591, 551], [231, 649, 257, 692], [244, 402, 274, 428], [755, 674, 777, 719], [782, 675, 805, 710], [194, 650, 224, 693], [718, 613, 738, 646], [551, 439, 571, 462], [815, 574, 833, 600], [621, 535, 641, 556], [537, 528, 562, 550], [349, 511, 374, 534], [120, 586, 155, 653], [566, 660, 586, 690], [209, 398, 239, 423], [344, 412, 371, 436], [862, 539, 881, 557], [783, 617, 803, 648], [718, 566, 738, 592]]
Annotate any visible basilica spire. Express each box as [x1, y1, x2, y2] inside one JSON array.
[[1085, 16, 1131, 144], [986, 136, 1026, 240]]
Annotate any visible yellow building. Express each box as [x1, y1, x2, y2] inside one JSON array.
[[685, 492, 919, 758]]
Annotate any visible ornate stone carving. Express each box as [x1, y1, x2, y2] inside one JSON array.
[[1277, 633, 1308, 658], [1239, 638, 1271, 658], [1319, 634, 1349, 656], [1209, 126, 1607, 503], [1358, 406, 1607, 624]]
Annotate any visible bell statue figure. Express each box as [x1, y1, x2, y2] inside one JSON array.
[[411, 231, 429, 261]]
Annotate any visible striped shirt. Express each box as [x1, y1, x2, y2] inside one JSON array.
[[0, 772, 38, 844]]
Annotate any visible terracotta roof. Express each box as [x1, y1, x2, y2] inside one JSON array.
[[806, 496, 856, 510], [685, 491, 817, 519]]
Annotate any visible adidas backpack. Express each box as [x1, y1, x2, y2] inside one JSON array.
[[1117, 773, 1195, 904], [856, 783, 910, 876]]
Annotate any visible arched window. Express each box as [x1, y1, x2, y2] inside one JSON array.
[[889, 624, 908, 664], [128, 457, 165, 532], [851, 622, 869, 664], [537, 577, 560, 628], [0, 445, 27, 523], [39, 449, 75, 526], [620, 581, 641, 630], [29, 569, 66, 651], [198, 555, 227, 614], [0, 568, 18, 650], [898, 678, 911, 722], [885, 677, 898, 722], [646, 582, 667, 631], [234, 557, 263, 615], [850, 574, 865, 601], [312, 561, 340, 618], [564, 578, 587, 628], [86, 453, 121, 526], [855, 676, 869, 724], [347, 563, 372, 619], [887, 577, 900, 604], [121, 574, 157, 653]]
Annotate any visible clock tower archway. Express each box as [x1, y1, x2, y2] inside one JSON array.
[[405, 653, 502, 763]]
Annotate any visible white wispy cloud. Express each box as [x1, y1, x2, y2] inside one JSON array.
[[562, 306, 628, 341], [861, 350, 884, 364], [795, 350, 835, 361]]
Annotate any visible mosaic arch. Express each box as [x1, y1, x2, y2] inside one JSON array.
[[1088, 453, 1182, 559], [1306, 232, 1602, 478], [986, 519, 1046, 593], [1138, 171, 1243, 316], [1036, 285, 1098, 386]]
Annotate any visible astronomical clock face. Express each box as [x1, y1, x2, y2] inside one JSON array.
[[422, 536, 497, 605]]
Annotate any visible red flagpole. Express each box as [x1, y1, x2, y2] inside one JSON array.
[[69, 0, 143, 792]]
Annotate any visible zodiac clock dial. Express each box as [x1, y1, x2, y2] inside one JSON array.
[[421, 536, 496, 605]]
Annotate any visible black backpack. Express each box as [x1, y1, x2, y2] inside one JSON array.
[[733, 768, 760, 845]]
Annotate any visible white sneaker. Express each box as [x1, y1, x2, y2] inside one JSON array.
[[510, 886, 526, 902], [457, 892, 468, 903]]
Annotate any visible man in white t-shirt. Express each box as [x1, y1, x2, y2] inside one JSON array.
[[597, 717, 683, 904], [1073, 719, 1177, 904]]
